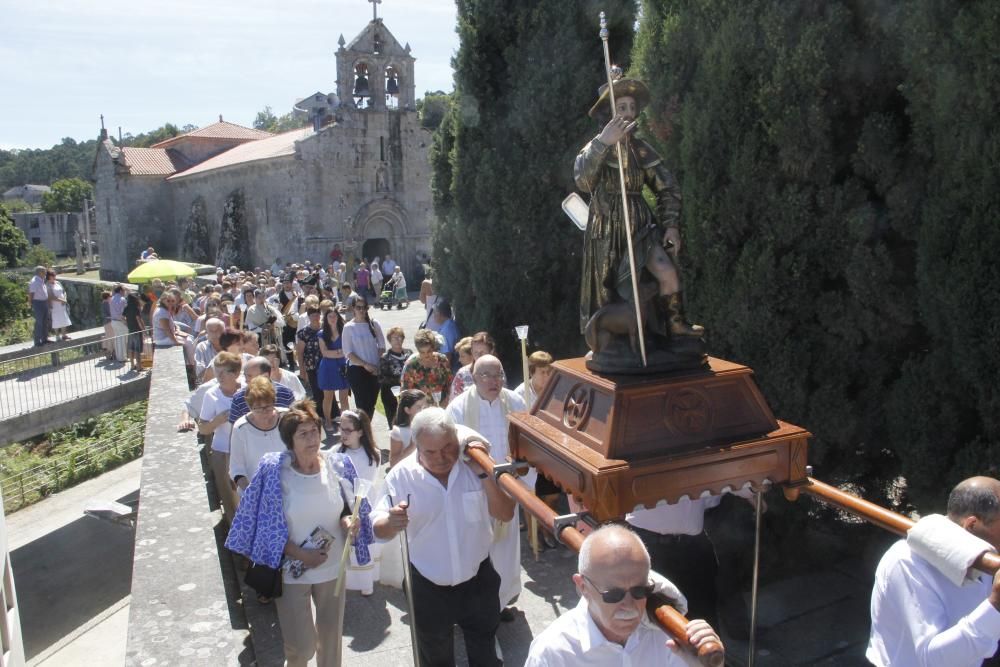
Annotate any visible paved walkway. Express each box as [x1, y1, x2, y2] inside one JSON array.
[[0, 325, 147, 423]]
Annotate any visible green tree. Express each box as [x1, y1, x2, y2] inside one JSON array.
[[632, 0, 1000, 509], [0, 198, 34, 214], [0, 207, 29, 267], [253, 106, 309, 133], [122, 123, 184, 148], [41, 177, 93, 213], [431, 0, 636, 367], [417, 91, 452, 130]]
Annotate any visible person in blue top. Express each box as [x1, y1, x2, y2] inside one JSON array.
[[429, 301, 461, 371], [317, 309, 349, 433]]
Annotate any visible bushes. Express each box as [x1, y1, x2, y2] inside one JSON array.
[[633, 0, 999, 509]]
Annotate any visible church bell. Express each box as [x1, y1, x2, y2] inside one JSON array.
[[386, 75, 399, 95], [354, 75, 370, 97]]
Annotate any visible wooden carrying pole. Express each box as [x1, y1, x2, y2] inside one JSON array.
[[466, 447, 724, 666], [801, 477, 1000, 574]]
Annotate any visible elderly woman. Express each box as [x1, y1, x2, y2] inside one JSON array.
[[402, 329, 453, 407], [370, 262, 383, 303], [152, 290, 196, 369], [261, 344, 306, 400], [376, 326, 412, 429], [229, 376, 287, 494], [225, 401, 361, 667], [46, 270, 72, 340]]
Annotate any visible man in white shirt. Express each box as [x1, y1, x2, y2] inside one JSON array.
[[108, 284, 128, 360], [867, 476, 1000, 666], [525, 524, 722, 666], [27, 266, 52, 347], [382, 254, 396, 278], [446, 355, 527, 620], [373, 408, 514, 667]]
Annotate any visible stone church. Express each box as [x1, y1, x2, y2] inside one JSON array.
[[94, 16, 434, 281]]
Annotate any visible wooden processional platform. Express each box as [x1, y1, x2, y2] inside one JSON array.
[[508, 357, 811, 522]]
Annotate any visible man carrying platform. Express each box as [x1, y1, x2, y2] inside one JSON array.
[[525, 524, 722, 666], [868, 476, 1000, 666]]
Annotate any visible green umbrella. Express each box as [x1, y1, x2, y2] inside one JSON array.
[[127, 259, 197, 283]]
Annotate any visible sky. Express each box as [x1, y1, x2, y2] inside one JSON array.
[[0, 0, 459, 150]]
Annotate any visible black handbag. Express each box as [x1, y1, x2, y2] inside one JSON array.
[[245, 562, 283, 599]]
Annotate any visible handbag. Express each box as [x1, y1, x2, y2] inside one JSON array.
[[245, 561, 283, 599]]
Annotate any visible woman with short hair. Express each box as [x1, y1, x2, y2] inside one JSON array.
[[225, 401, 360, 667], [449, 331, 495, 400], [402, 328, 453, 407], [229, 376, 287, 494], [376, 326, 411, 428]]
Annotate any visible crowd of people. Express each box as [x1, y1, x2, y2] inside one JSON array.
[[153, 257, 723, 666]]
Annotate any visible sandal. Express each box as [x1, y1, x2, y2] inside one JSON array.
[[256, 594, 272, 604]]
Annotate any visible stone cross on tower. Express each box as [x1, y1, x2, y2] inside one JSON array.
[[368, 0, 381, 22]]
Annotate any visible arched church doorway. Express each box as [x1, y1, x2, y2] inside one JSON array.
[[362, 238, 391, 264]]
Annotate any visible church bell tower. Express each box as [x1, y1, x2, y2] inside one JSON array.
[[335, 4, 416, 112]]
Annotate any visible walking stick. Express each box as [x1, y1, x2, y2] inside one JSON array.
[[390, 493, 421, 667], [515, 325, 541, 561], [599, 11, 647, 367]]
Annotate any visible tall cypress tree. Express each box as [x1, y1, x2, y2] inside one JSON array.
[[633, 0, 1000, 507], [633, 0, 921, 499], [431, 0, 636, 367]]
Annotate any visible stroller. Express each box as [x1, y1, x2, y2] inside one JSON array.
[[379, 276, 409, 310]]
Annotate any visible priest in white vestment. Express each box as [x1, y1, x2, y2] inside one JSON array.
[[446, 354, 528, 616]]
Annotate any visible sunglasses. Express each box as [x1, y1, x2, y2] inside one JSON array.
[[581, 573, 654, 604]]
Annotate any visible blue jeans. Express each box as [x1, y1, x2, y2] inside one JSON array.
[[32, 300, 50, 346]]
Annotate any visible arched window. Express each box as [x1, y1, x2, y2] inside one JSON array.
[[353, 63, 371, 108], [384, 65, 400, 110]]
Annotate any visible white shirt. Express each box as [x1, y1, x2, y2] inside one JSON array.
[[626, 496, 723, 537], [277, 369, 307, 400], [200, 384, 237, 453], [446, 389, 533, 488], [185, 378, 218, 419], [342, 319, 386, 367], [229, 409, 287, 484], [280, 454, 347, 585], [372, 434, 494, 586], [524, 597, 697, 667], [867, 540, 1000, 666], [28, 274, 48, 301]]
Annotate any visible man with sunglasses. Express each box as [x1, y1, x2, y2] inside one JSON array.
[[525, 524, 722, 666]]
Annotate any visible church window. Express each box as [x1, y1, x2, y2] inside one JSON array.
[[385, 65, 400, 110], [354, 63, 371, 109]]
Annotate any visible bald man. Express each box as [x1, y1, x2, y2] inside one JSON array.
[[525, 524, 722, 666], [868, 476, 1000, 666]]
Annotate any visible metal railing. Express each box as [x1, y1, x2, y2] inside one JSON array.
[[0, 329, 151, 420], [0, 422, 145, 512]]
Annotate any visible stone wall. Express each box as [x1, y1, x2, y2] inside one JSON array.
[[94, 141, 175, 281], [12, 212, 82, 257]]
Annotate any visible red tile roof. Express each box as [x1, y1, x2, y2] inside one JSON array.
[[151, 121, 273, 148], [119, 147, 192, 176], [167, 127, 313, 180]]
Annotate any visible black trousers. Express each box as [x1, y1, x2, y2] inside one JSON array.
[[411, 559, 502, 667], [379, 383, 398, 428], [281, 326, 297, 369], [305, 367, 338, 422], [346, 365, 379, 417], [633, 527, 719, 628]]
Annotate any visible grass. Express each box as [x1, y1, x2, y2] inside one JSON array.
[[0, 400, 148, 512], [0, 317, 32, 346]]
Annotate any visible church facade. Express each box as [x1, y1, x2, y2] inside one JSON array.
[[93, 18, 434, 281]]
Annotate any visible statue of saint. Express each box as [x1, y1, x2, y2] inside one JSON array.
[[575, 78, 704, 373]]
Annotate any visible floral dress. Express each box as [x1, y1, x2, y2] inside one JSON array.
[[401, 353, 453, 401], [296, 326, 322, 372]]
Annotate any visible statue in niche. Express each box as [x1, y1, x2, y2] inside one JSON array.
[[375, 163, 389, 192]]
